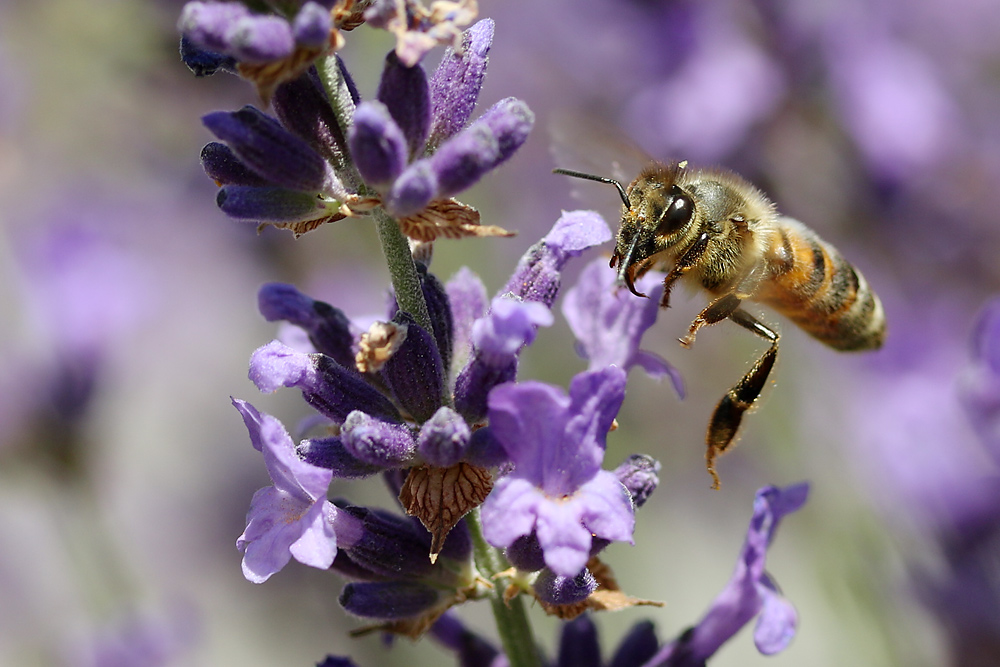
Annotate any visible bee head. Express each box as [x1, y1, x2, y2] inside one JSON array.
[[553, 164, 694, 298], [610, 165, 695, 297]]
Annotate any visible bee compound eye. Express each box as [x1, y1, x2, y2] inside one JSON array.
[[657, 190, 693, 235]]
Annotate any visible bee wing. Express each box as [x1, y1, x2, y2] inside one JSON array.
[[548, 110, 653, 212]]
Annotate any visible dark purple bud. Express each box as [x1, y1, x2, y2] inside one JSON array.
[[272, 72, 352, 178], [377, 52, 431, 158], [614, 454, 661, 508], [316, 656, 358, 667], [348, 101, 408, 188], [203, 106, 332, 192], [337, 54, 360, 106], [336, 505, 436, 579], [477, 97, 534, 164], [430, 613, 502, 667], [228, 15, 295, 63], [436, 518, 473, 563], [292, 2, 331, 48], [250, 341, 402, 423], [257, 283, 356, 370], [557, 615, 602, 667], [535, 569, 597, 607], [341, 411, 417, 466], [178, 1, 252, 53], [465, 426, 509, 467], [389, 264, 454, 373], [505, 532, 546, 572], [608, 621, 659, 667], [201, 142, 270, 186], [297, 437, 382, 478], [339, 581, 441, 619], [429, 124, 499, 197], [420, 265, 454, 373], [385, 160, 438, 217], [427, 19, 493, 151], [330, 549, 386, 581], [381, 312, 445, 423], [216, 185, 322, 221], [179, 35, 236, 77], [453, 356, 516, 425], [418, 407, 470, 466]]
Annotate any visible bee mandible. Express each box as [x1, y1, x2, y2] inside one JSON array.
[[555, 162, 886, 489]]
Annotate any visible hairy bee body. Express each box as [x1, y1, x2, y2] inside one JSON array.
[[555, 160, 885, 488], [622, 163, 886, 352]]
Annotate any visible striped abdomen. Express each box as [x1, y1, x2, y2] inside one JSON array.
[[756, 219, 885, 351]]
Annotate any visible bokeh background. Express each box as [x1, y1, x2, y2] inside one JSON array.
[[2, 0, 999, 665]]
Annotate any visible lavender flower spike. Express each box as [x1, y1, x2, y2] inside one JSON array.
[[480, 367, 634, 577], [233, 399, 338, 583], [649, 483, 810, 665]]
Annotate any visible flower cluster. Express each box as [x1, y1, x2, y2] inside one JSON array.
[[177, 4, 813, 665], [197, 15, 531, 244]]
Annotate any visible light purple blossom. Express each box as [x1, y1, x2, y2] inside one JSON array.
[[563, 257, 684, 397], [649, 483, 809, 665], [233, 399, 338, 583], [480, 367, 634, 577]]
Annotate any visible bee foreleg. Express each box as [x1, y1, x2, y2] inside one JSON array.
[[660, 232, 711, 309], [705, 309, 779, 490]]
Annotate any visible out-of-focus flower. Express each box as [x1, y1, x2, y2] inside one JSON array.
[[650, 483, 809, 664], [562, 257, 683, 397]]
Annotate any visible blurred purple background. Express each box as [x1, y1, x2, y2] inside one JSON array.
[[1, 0, 999, 665]]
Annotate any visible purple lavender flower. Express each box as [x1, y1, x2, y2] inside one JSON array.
[[649, 483, 809, 665], [349, 22, 535, 219], [233, 399, 339, 583], [480, 367, 635, 577], [563, 257, 684, 397], [249, 210, 610, 479]]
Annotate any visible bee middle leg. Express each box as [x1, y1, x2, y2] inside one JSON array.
[[705, 308, 779, 490]]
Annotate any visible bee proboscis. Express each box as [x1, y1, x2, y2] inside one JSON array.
[[555, 161, 886, 489]]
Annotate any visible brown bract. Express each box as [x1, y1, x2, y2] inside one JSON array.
[[397, 199, 514, 242], [400, 462, 493, 558]]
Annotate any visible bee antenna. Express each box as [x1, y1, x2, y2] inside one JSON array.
[[553, 168, 630, 209]]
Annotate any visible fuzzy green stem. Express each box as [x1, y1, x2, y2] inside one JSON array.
[[372, 207, 432, 332], [468, 509, 543, 667]]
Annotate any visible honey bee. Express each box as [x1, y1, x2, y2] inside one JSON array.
[[555, 161, 886, 489]]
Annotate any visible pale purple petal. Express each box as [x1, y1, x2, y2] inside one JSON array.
[[480, 477, 545, 548], [287, 500, 338, 569], [754, 575, 798, 655], [542, 209, 612, 257], [238, 487, 306, 583], [534, 500, 596, 577], [575, 471, 635, 544], [486, 381, 570, 484]]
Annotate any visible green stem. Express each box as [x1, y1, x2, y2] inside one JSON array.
[[468, 509, 542, 667], [373, 207, 432, 332]]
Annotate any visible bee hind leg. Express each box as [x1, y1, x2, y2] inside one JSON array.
[[705, 308, 779, 490]]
